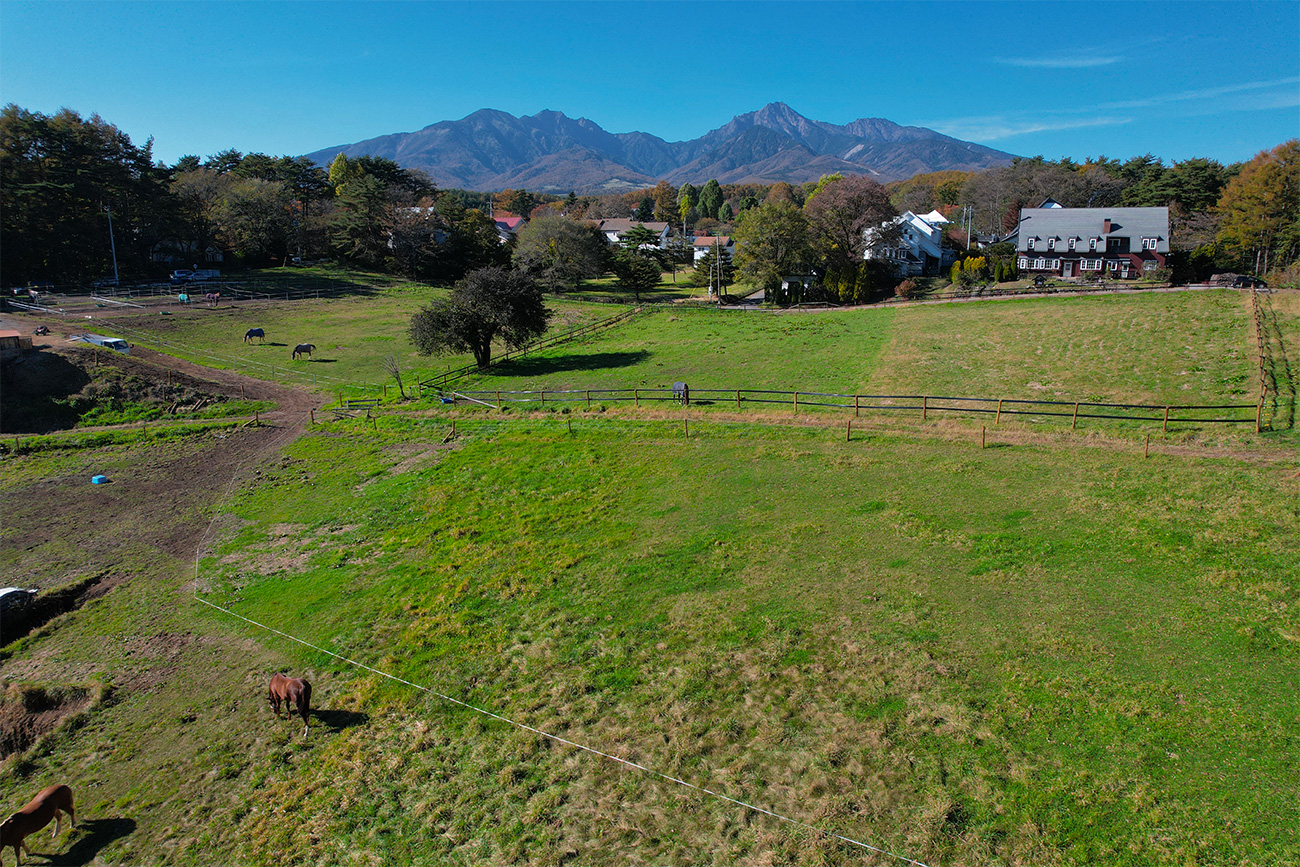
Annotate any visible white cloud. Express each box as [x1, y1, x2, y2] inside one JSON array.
[[929, 115, 1131, 142], [993, 54, 1122, 69]]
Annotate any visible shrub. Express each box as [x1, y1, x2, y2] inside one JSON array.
[[895, 279, 917, 299]]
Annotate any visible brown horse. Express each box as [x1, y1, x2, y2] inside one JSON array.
[[291, 343, 315, 360], [268, 673, 311, 738], [1, 783, 74, 866]]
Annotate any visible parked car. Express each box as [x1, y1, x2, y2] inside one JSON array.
[[170, 269, 195, 285], [1231, 275, 1267, 289], [91, 277, 119, 289]]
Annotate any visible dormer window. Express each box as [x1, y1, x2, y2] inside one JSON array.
[[1068, 238, 1076, 251], [1047, 238, 1056, 251], [1027, 238, 1036, 251], [1141, 237, 1158, 250], [1089, 237, 1098, 251]]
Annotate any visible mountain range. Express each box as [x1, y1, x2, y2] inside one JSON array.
[[303, 102, 1016, 194]]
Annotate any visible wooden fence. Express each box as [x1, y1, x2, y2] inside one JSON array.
[[440, 387, 1261, 431]]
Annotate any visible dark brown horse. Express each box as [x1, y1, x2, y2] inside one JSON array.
[[1, 783, 74, 866], [268, 673, 311, 738]]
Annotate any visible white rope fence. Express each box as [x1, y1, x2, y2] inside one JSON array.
[[193, 415, 935, 867]]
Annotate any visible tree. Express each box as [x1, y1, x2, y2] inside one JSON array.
[[409, 267, 549, 369], [692, 240, 735, 295], [1216, 140, 1300, 274], [718, 202, 734, 222], [212, 177, 292, 264], [633, 195, 655, 222], [651, 180, 678, 223], [610, 224, 665, 301], [1, 105, 171, 285], [732, 200, 813, 294], [805, 174, 898, 303], [698, 179, 724, 219], [512, 215, 607, 291]]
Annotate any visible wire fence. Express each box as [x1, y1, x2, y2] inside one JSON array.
[[431, 386, 1262, 431], [418, 307, 643, 391]]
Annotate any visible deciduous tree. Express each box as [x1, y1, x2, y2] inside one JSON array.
[[409, 267, 550, 369], [512, 215, 607, 291], [732, 200, 812, 293]]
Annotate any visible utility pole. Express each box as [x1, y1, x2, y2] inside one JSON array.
[[105, 204, 120, 282]]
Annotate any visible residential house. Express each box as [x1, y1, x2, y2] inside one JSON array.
[[596, 219, 670, 249], [1016, 206, 1169, 279], [864, 211, 955, 277], [692, 235, 734, 263], [493, 214, 526, 244]]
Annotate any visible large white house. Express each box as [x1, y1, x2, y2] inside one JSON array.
[[595, 219, 670, 248], [864, 210, 956, 277], [692, 235, 734, 262]]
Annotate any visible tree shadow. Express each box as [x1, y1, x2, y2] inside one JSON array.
[[314, 708, 369, 732], [40, 817, 136, 865], [491, 350, 649, 378]]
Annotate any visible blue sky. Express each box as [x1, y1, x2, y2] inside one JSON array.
[[2, 1, 1297, 169]]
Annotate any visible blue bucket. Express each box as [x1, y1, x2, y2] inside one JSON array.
[[91, 475, 107, 484]]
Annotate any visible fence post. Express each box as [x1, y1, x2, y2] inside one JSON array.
[[846, 420, 851, 442], [1256, 397, 1264, 433], [540, 391, 545, 408], [794, 392, 799, 415], [568, 419, 573, 435], [310, 409, 315, 425], [1145, 434, 1151, 458], [1163, 406, 1170, 433], [496, 391, 501, 410], [922, 396, 928, 421], [855, 394, 860, 418], [736, 389, 741, 410], [1072, 402, 1080, 430], [995, 399, 1003, 425], [684, 418, 689, 437], [586, 390, 591, 409], [982, 426, 986, 449], [635, 388, 640, 408]]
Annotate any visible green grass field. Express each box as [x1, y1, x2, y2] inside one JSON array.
[[5, 416, 1295, 865], [3, 284, 1296, 865]]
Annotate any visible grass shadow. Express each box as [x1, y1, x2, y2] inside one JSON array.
[[314, 708, 369, 732], [41, 817, 136, 865], [490, 350, 650, 378]]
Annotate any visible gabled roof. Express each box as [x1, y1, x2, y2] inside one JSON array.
[[693, 235, 732, 247], [598, 219, 668, 234], [1018, 207, 1170, 253], [494, 216, 525, 230]]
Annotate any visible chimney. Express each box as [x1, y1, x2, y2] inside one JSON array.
[[1103, 219, 1112, 233]]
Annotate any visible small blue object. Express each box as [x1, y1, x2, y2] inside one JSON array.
[[440, 397, 454, 404], [91, 475, 107, 484]]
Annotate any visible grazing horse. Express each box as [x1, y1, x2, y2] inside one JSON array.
[[268, 673, 312, 737], [243, 328, 265, 343], [1, 784, 74, 866], [204, 290, 221, 307], [292, 343, 315, 360]]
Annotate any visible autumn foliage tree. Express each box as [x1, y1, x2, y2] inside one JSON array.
[[1215, 140, 1300, 275]]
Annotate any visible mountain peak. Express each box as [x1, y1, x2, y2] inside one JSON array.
[[303, 106, 1015, 192]]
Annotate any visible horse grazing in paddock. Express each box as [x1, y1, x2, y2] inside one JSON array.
[[204, 290, 221, 307], [268, 673, 312, 738], [244, 328, 265, 343], [292, 343, 315, 360], [1, 783, 74, 866]]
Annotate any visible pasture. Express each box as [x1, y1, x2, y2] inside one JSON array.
[[1, 283, 1296, 865], [3, 414, 1296, 865]]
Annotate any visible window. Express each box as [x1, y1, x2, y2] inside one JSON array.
[[1143, 259, 1158, 271], [1141, 237, 1158, 250], [1068, 238, 1076, 251], [1048, 238, 1056, 251], [1034, 257, 1046, 269], [1027, 238, 1036, 251], [1089, 237, 1098, 251], [1018, 257, 1029, 269], [1051, 259, 1061, 270]]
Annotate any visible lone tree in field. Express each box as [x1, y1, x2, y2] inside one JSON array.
[[409, 267, 550, 369]]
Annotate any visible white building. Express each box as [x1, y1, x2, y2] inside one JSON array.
[[864, 210, 955, 277]]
